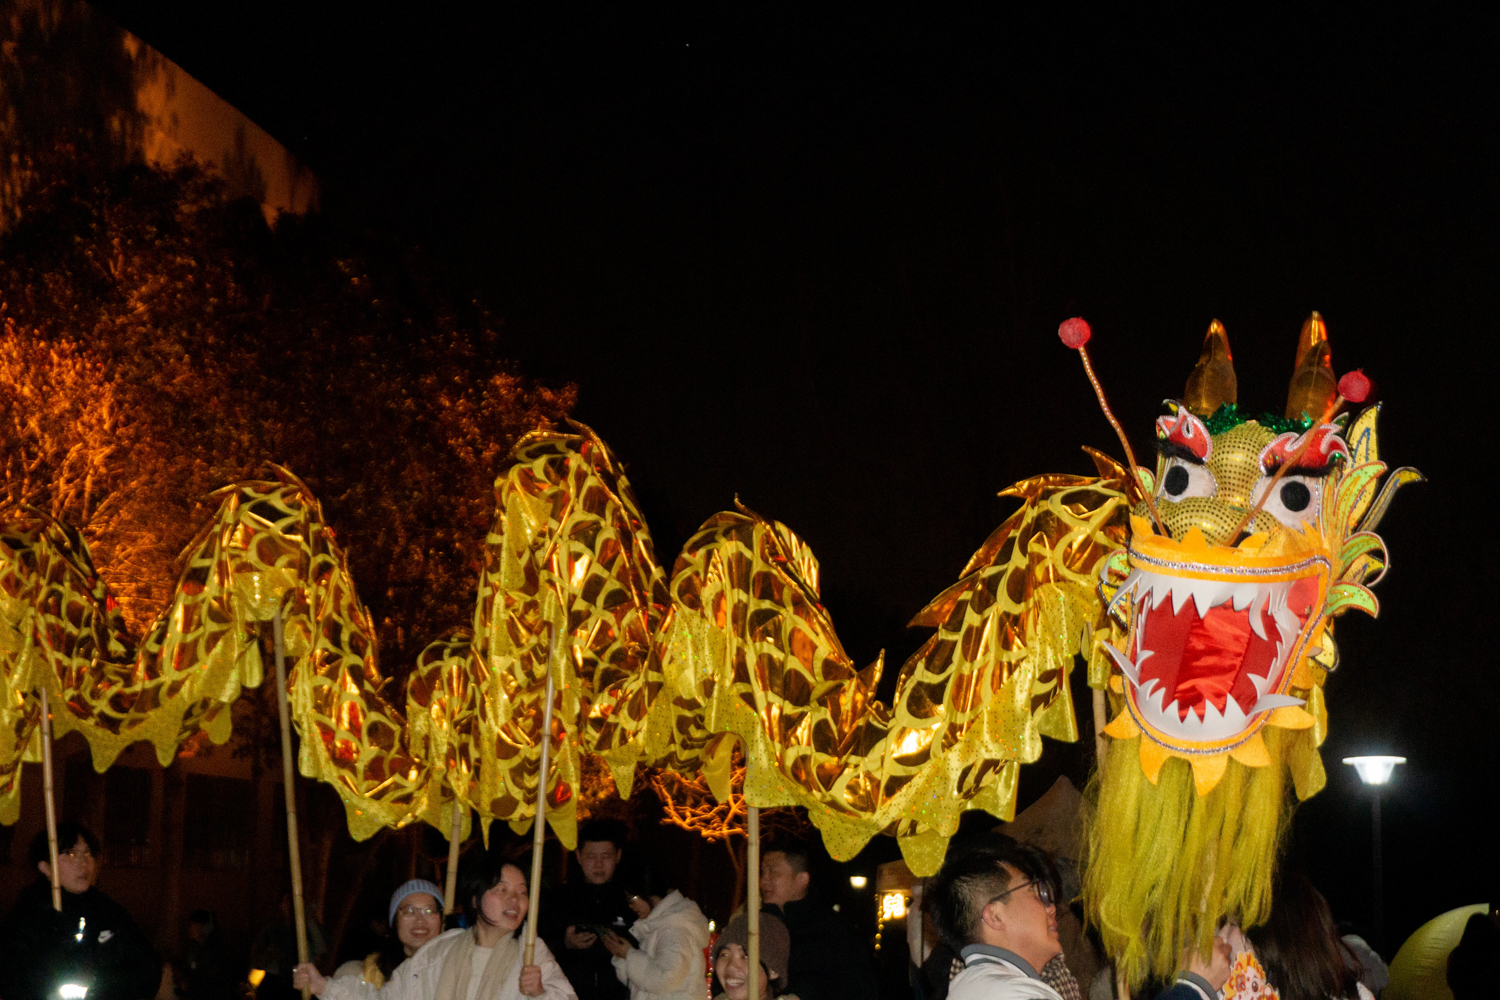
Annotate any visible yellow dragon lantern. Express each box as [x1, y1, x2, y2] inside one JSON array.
[[0, 311, 1416, 991], [1072, 313, 1420, 985]]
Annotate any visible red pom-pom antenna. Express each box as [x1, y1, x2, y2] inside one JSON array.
[[1337, 369, 1371, 404], [1058, 317, 1092, 349], [1056, 315, 1167, 535]]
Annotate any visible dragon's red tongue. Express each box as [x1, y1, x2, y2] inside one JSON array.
[[1138, 598, 1277, 720]]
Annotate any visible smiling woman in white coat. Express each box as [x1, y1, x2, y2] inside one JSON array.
[[294, 856, 577, 1000]]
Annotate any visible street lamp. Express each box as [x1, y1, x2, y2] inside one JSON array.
[[1343, 755, 1405, 953]]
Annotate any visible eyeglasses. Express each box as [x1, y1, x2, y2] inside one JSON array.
[[60, 846, 94, 861], [989, 879, 1055, 907], [397, 905, 440, 919]]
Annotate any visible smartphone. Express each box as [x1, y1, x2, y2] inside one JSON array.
[[589, 925, 638, 948]]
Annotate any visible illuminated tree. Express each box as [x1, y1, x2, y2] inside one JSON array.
[[0, 154, 573, 955], [649, 751, 811, 908], [0, 156, 574, 663]]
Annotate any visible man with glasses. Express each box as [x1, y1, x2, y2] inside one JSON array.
[[925, 839, 1066, 1000], [0, 822, 162, 1000]]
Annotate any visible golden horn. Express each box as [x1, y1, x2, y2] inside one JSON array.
[[1183, 319, 1237, 416], [1285, 311, 1337, 421]]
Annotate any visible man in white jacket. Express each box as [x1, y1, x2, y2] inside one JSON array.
[[602, 888, 709, 1000], [925, 842, 1065, 1000]]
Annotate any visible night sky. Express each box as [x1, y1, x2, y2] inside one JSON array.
[[96, 4, 1499, 953]]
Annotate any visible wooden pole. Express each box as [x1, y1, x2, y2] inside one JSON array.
[[523, 622, 559, 966], [1115, 964, 1130, 1000], [273, 608, 312, 999], [40, 687, 61, 911], [747, 805, 760, 1000], [444, 796, 464, 915], [1092, 688, 1107, 763]]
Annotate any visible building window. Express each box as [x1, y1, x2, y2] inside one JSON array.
[[104, 768, 152, 867], [185, 773, 253, 869]]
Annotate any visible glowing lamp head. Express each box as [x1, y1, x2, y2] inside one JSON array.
[[848, 875, 868, 889], [1342, 755, 1405, 785], [59, 986, 88, 1000]]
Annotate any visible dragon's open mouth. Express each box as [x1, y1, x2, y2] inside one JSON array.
[[1104, 530, 1330, 747]]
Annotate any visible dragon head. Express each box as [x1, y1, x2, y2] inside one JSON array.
[[1099, 314, 1418, 794]]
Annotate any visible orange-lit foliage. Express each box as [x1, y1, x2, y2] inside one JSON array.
[[0, 157, 574, 670], [651, 767, 748, 843], [649, 753, 811, 909], [649, 752, 811, 843]]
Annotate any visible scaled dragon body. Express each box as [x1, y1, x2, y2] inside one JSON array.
[[0, 312, 1416, 987]]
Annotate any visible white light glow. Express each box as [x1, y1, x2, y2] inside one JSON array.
[[849, 875, 868, 889], [59, 985, 88, 999], [1342, 755, 1406, 785]]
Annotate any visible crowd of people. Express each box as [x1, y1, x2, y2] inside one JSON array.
[[1, 819, 1495, 1000]]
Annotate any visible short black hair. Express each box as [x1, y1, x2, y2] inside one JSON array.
[[763, 840, 813, 877], [577, 819, 629, 851], [30, 823, 99, 866], [622, 867, 676, 900], [460, 853, 529, 926], [925, 835, 1049, 951]]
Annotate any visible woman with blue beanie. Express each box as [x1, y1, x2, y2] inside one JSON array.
[[333, 880, 446, 987]]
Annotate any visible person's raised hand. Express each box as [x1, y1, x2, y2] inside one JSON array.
[[564, 926, 597, 950], [292, 963, 328, 997], [1182, 935, 1232, 992], [519, 964, 544, 997], [602, 931, 632, 959]]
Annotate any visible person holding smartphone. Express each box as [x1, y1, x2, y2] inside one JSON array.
[[601, 879, 708, 1000]]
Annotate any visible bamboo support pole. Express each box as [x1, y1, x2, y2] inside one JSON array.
[[747, 805, 760, 1000], [523, 622, 559, 966], [1093, 687, 1107, 763], [444, 797, 464, 915], [40, 687, 61, 911], [273, 608, 312, 999]]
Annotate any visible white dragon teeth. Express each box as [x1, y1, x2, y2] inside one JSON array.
[[1102, 642, 1140, 685], [1150, 582, 1174, 610], [1248, 592, 1270, 640], [1121, 570, 1316, 740], [1250, 693, 1306, 713]]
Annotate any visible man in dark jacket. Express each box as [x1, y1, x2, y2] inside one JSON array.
[[541, 819, 634, 1000], [760, 841, 879, 1000], [0, 823, 162, 1000]]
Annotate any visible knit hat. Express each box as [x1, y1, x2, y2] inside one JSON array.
[[389, 879, 445, 925], [713, 911, 790, 989]]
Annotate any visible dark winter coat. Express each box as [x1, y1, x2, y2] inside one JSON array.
[[540, 879, 635, 1000], [0, 878, 162, 1000]]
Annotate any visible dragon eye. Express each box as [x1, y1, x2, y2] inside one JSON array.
[[1157, 458, 1215, 501], [1256, 474, 1321, 528], [1279, 481, 1311, 512]]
